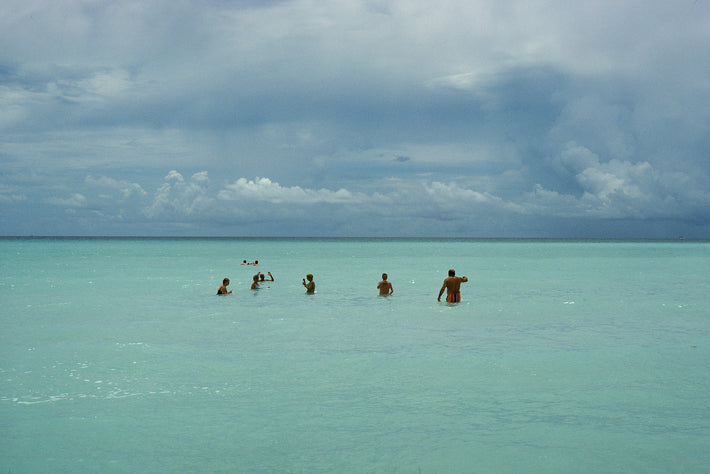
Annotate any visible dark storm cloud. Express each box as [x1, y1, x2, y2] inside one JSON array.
[[1, 0, 709, 236]]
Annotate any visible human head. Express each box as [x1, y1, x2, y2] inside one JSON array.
[[223, 278, 230, 285], [448, 269, 455, 276], [306, 273, 313, 281], [253, 274, 259, 282], [259, 274, 265, 281], [382, 273, 388, 280]]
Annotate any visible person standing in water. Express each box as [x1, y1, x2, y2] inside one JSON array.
[[217, 278, 232, 295], [438, 269, 467, 303], [377, 273, 393, 296], [302, 273, 315, 293]]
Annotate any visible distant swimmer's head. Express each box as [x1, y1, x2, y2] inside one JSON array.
[[382, 273, 388, 280], [253, 274, 259, 282], [448, 269, 455, 276], [306, 273, 313, 280], [223, 278, 230, 284]]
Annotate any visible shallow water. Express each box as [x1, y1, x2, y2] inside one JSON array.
[[1, 238, 709, 472]]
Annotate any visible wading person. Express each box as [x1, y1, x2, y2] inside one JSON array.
[[217, 278, 232, 295], [302, 273, 315, 293], [377, 273, 393, 296], [438, 269, 467, 303]]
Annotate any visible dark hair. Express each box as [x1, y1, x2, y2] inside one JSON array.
[[223, 278, 229, 284], [448, 269, 455, 276]]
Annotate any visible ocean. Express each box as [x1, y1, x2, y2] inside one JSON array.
[[1, 238, 709, 472]]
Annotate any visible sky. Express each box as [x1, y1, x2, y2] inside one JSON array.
[[1, 0, 709, 238]]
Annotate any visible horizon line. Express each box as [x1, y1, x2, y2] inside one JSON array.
[[0, 235, 701, 242]]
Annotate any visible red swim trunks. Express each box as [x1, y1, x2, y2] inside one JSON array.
[[446, 293, 460, 303]]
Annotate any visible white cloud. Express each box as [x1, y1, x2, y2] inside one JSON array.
[[426, 71, 492, 94], [577, 160, 654, 203], [165, 170, 185, 183], [526, 157, 700, 220], [0, 183, 27, 203], [425, 181, 495, 205], [553, 142, 602, 175], [143, 171, 213, 218], [47, 193, 87, 208], [0, 193, 26, 203], [218, 177, 360, 205], [85, 175, 146, 199], [77, 70, 131, 99], [424, 181, 527, 215]]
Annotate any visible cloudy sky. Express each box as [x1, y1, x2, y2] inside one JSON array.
[[1, 0, 709, 237]]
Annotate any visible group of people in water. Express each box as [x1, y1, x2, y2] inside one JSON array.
[[217, 266, 468, 303]]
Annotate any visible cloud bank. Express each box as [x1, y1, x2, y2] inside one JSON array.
[[1, 0, 709, 237]]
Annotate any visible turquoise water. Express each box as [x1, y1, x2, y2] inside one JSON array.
[[1, 238, 709, 472]]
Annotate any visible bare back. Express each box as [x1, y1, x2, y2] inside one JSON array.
[[443, 276, 465, 294]]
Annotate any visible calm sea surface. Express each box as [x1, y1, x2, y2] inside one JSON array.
[[1, 238, 709, 472]]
